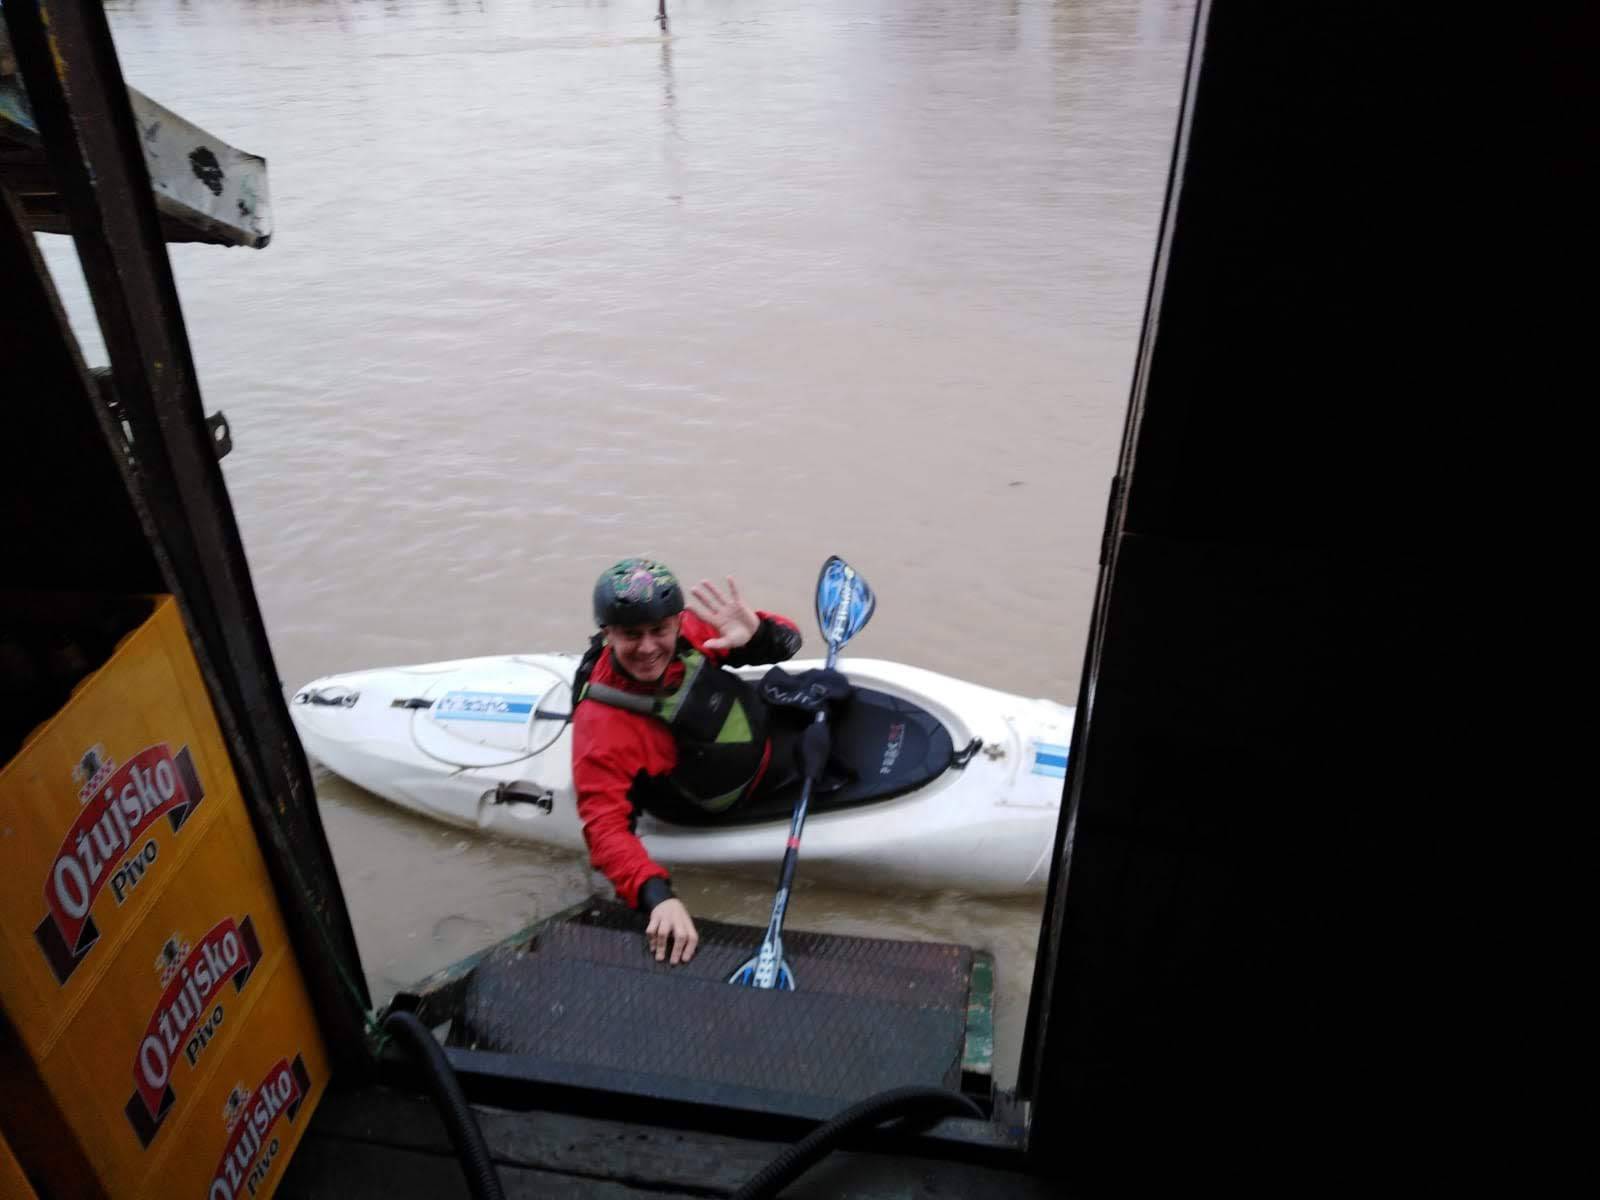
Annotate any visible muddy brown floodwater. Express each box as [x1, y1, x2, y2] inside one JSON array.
[[41, 0, 1194, 1086]]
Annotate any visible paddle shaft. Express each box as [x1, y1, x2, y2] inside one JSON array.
[[737, 556, 871, 989], [751, 642, 840, 985], [768, 712, 823, 891]]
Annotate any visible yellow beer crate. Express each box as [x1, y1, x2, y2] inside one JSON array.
[[0, 596, 330, 1200], [135, 972, 329, 1200]]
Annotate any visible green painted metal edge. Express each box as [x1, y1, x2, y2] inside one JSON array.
[[962, 951, 996, 1077]]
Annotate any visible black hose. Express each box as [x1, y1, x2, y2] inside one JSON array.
[[381, 1009, 506, 1200], [733, 1086, 984, 1200]]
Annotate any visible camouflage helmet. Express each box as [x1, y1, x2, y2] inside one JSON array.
[[592, 558, 685, 628]]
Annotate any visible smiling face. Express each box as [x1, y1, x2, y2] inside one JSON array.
[[604, 614, 682, 683]]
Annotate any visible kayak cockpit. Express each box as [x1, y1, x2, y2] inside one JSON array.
[[640, 684, 968, 827]]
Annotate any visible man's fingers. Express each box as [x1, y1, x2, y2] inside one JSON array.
[[725, 576, 743, 605], [699, 579, 728, 608], [702, 636, 729, 649], [647, 901, 700, 966], [645, 913, 664, 960], [670, 922, 698, 965]]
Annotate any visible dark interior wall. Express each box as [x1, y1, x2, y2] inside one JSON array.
[[0, 188, 161, 594], [1022, 1, 1450, 1179]]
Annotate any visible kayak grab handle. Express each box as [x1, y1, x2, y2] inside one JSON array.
[[295, 685, 359, 707], [484, 781, 554, 813]]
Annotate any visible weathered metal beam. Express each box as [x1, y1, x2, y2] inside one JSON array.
[[0, 19, 271, 245], [2, 0, 369, 1063]]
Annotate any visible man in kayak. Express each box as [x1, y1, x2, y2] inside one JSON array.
[[572, 558, 803, 967]]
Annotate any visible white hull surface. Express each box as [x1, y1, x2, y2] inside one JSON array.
[[291, 655, 1073, 894]]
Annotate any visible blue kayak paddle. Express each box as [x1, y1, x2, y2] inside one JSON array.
[[730, 556, 875, 990]]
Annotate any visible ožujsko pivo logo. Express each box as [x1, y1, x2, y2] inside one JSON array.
[[124, 916, 264, 1148], [209, 1056, 311, 1200], [34, 742, 206, 984]]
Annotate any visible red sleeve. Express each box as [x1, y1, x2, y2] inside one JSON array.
[[754, 610, 801, 640], [681, 609, 801, 666], [679, 610, 727, 662], [571, 706, 669, 909]]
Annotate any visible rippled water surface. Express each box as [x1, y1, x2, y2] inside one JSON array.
[[41, 0, 1194, 1086]]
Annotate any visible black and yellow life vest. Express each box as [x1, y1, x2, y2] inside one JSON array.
[[577, 642, 769, 813]]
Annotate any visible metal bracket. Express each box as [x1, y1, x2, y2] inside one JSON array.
[[205, 410, 231, 459], [87, 366, 229, 459], [90, 365, 135, 453]]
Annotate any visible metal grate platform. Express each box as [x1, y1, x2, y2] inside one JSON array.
[[449, 904, 975, 1119], [558, 906, 972, 1009]]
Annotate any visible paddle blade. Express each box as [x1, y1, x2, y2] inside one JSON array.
[[728, 954, 797, 990], [815, 556, 875, 651]]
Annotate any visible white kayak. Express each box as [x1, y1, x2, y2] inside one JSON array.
[[290, 654, 1074, 894]]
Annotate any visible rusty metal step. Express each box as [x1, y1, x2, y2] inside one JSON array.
[[446, 904, 975, 1118]]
